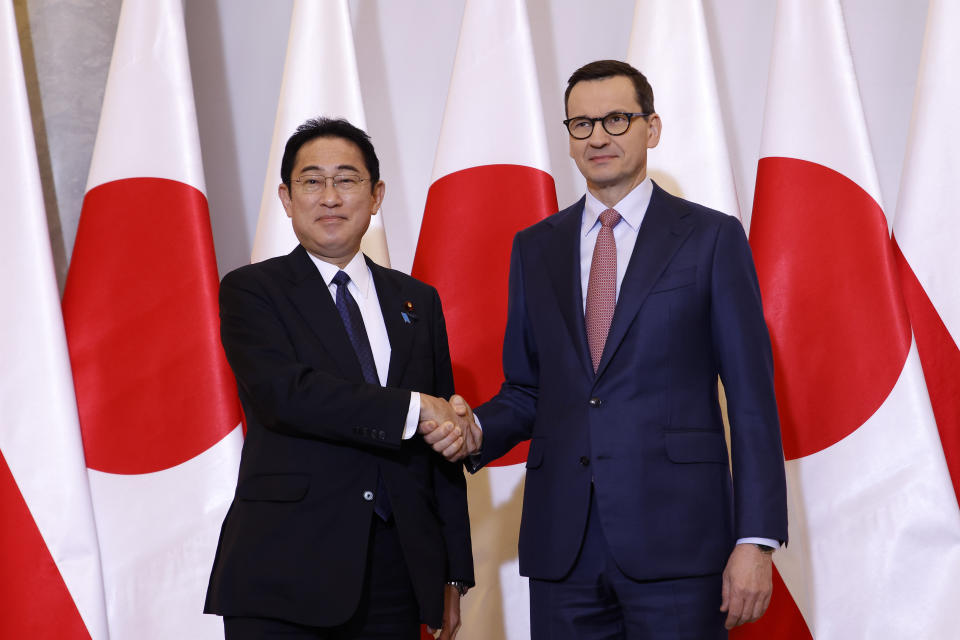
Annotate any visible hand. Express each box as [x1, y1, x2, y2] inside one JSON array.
[[427, 583, 462, 639], [449, 394, 482, 458], [418, 394, 464, 460], [419, 394, 481, 462], [719, 543, 774, 629]]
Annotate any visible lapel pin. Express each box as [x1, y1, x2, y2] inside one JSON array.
[[401, 301, 418, 324]]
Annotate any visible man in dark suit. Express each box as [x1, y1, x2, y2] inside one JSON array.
[[205, 118, 474, 639], [454, 60, 788, 638]]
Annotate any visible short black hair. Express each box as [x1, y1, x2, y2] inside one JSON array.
[[564, 60, 655, 116], [280, 117, 380, 191]]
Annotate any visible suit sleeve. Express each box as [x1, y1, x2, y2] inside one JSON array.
[[427, 287, 475, 585], [710, 215, 789, 543], [219, 268, 411, 449], [472, 233, 541, 468]]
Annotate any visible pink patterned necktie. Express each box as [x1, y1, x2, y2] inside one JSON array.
[[585, 208, 622, 373]]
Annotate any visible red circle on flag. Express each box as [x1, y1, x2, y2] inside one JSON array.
[[750, 157, 911, 460], [63, 178, 241, 474]]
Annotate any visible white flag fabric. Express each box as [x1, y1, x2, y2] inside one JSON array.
[[61, 0, 243, 638], [749, 0, 960, 638], [626, 0, 740, 218], [0, 3, 109, 637], [251, 0, 389, 266], [892, 0, 960, 504], [412, 1, 557, 637]]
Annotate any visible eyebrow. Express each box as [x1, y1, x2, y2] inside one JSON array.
[[298, 164, 363, 175], [570, 109, 634, 119]]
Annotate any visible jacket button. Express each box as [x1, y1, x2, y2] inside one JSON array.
[[589, 398, 602, 407], [579, 456, 590, 467], [363, 490, 374, 501]]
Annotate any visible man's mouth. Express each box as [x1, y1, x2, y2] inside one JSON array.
[[588, 154, 617, 163]]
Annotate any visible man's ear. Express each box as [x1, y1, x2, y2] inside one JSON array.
[[646, 113, 662, 149], [278, 183, 293, 218], [371, 180, 386, 214]]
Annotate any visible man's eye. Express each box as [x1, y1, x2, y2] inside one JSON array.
[[338, 177, 359, 186], [607, 114, 627, 125], [571, 119, 591, 130], [303, 177, 321, 185]]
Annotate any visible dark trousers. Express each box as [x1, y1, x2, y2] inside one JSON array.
[[529, 490, 727, 640], [224, 517, 420, 640]]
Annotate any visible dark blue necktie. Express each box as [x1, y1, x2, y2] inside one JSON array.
[[331, 270, 392, 521], [333, 271, 379, 385]]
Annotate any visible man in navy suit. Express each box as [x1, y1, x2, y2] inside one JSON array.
[[205, 118, 474, 639], [454, 60, 788, 638]]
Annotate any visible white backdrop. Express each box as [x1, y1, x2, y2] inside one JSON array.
[[174, 0, 925, 278], [16, 0, 927, 280]]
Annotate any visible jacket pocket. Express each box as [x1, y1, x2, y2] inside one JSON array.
[[238, 473, 310, 502], [651, 266, 697, 293], [525, 438, 545, 470], [664, 429, 727, 463]]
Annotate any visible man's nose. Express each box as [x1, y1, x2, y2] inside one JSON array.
[[318, 180, 342, 204], [587, 123, 611, 145]]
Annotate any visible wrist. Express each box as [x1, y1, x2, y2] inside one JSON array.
[[419, 393, 441, 423], [446, 580, 468, 596]]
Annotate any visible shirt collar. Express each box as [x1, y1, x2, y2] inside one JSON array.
[[307, 250, 372, 300], [582, 177, 653, 237]]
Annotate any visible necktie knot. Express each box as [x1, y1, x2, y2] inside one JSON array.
[[599, 208, 621, 229], [332, 270, 350, 288]]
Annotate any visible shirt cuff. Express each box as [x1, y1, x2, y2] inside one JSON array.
[[401, 392, 421, 440], [736, 537, 780, 548]]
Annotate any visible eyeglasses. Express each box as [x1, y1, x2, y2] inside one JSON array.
[[293, 174, 369, 194], [562, 112, 650, 139]]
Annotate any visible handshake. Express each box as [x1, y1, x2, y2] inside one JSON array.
[[418, 394, 483, 462]]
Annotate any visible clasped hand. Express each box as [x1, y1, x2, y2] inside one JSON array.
[[418, 394, 482, 462]]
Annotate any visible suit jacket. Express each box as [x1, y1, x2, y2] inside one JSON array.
[[474, 183, 788, 581], [204, 246, 473, 629]]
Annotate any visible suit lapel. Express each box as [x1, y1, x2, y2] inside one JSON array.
[[285, 246, 365, 382], [595, 184, 693, 379], [544, 198, 594, 379], [368, 258, 414, 388]]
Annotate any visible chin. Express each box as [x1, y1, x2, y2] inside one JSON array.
[[583, 164, 618, 178], [587, 174, 621, 188]]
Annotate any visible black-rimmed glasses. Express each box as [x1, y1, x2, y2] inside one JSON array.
[[563, 112, 650, 139]]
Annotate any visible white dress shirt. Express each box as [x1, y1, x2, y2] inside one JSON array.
[[307, 251, 421, 440]]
